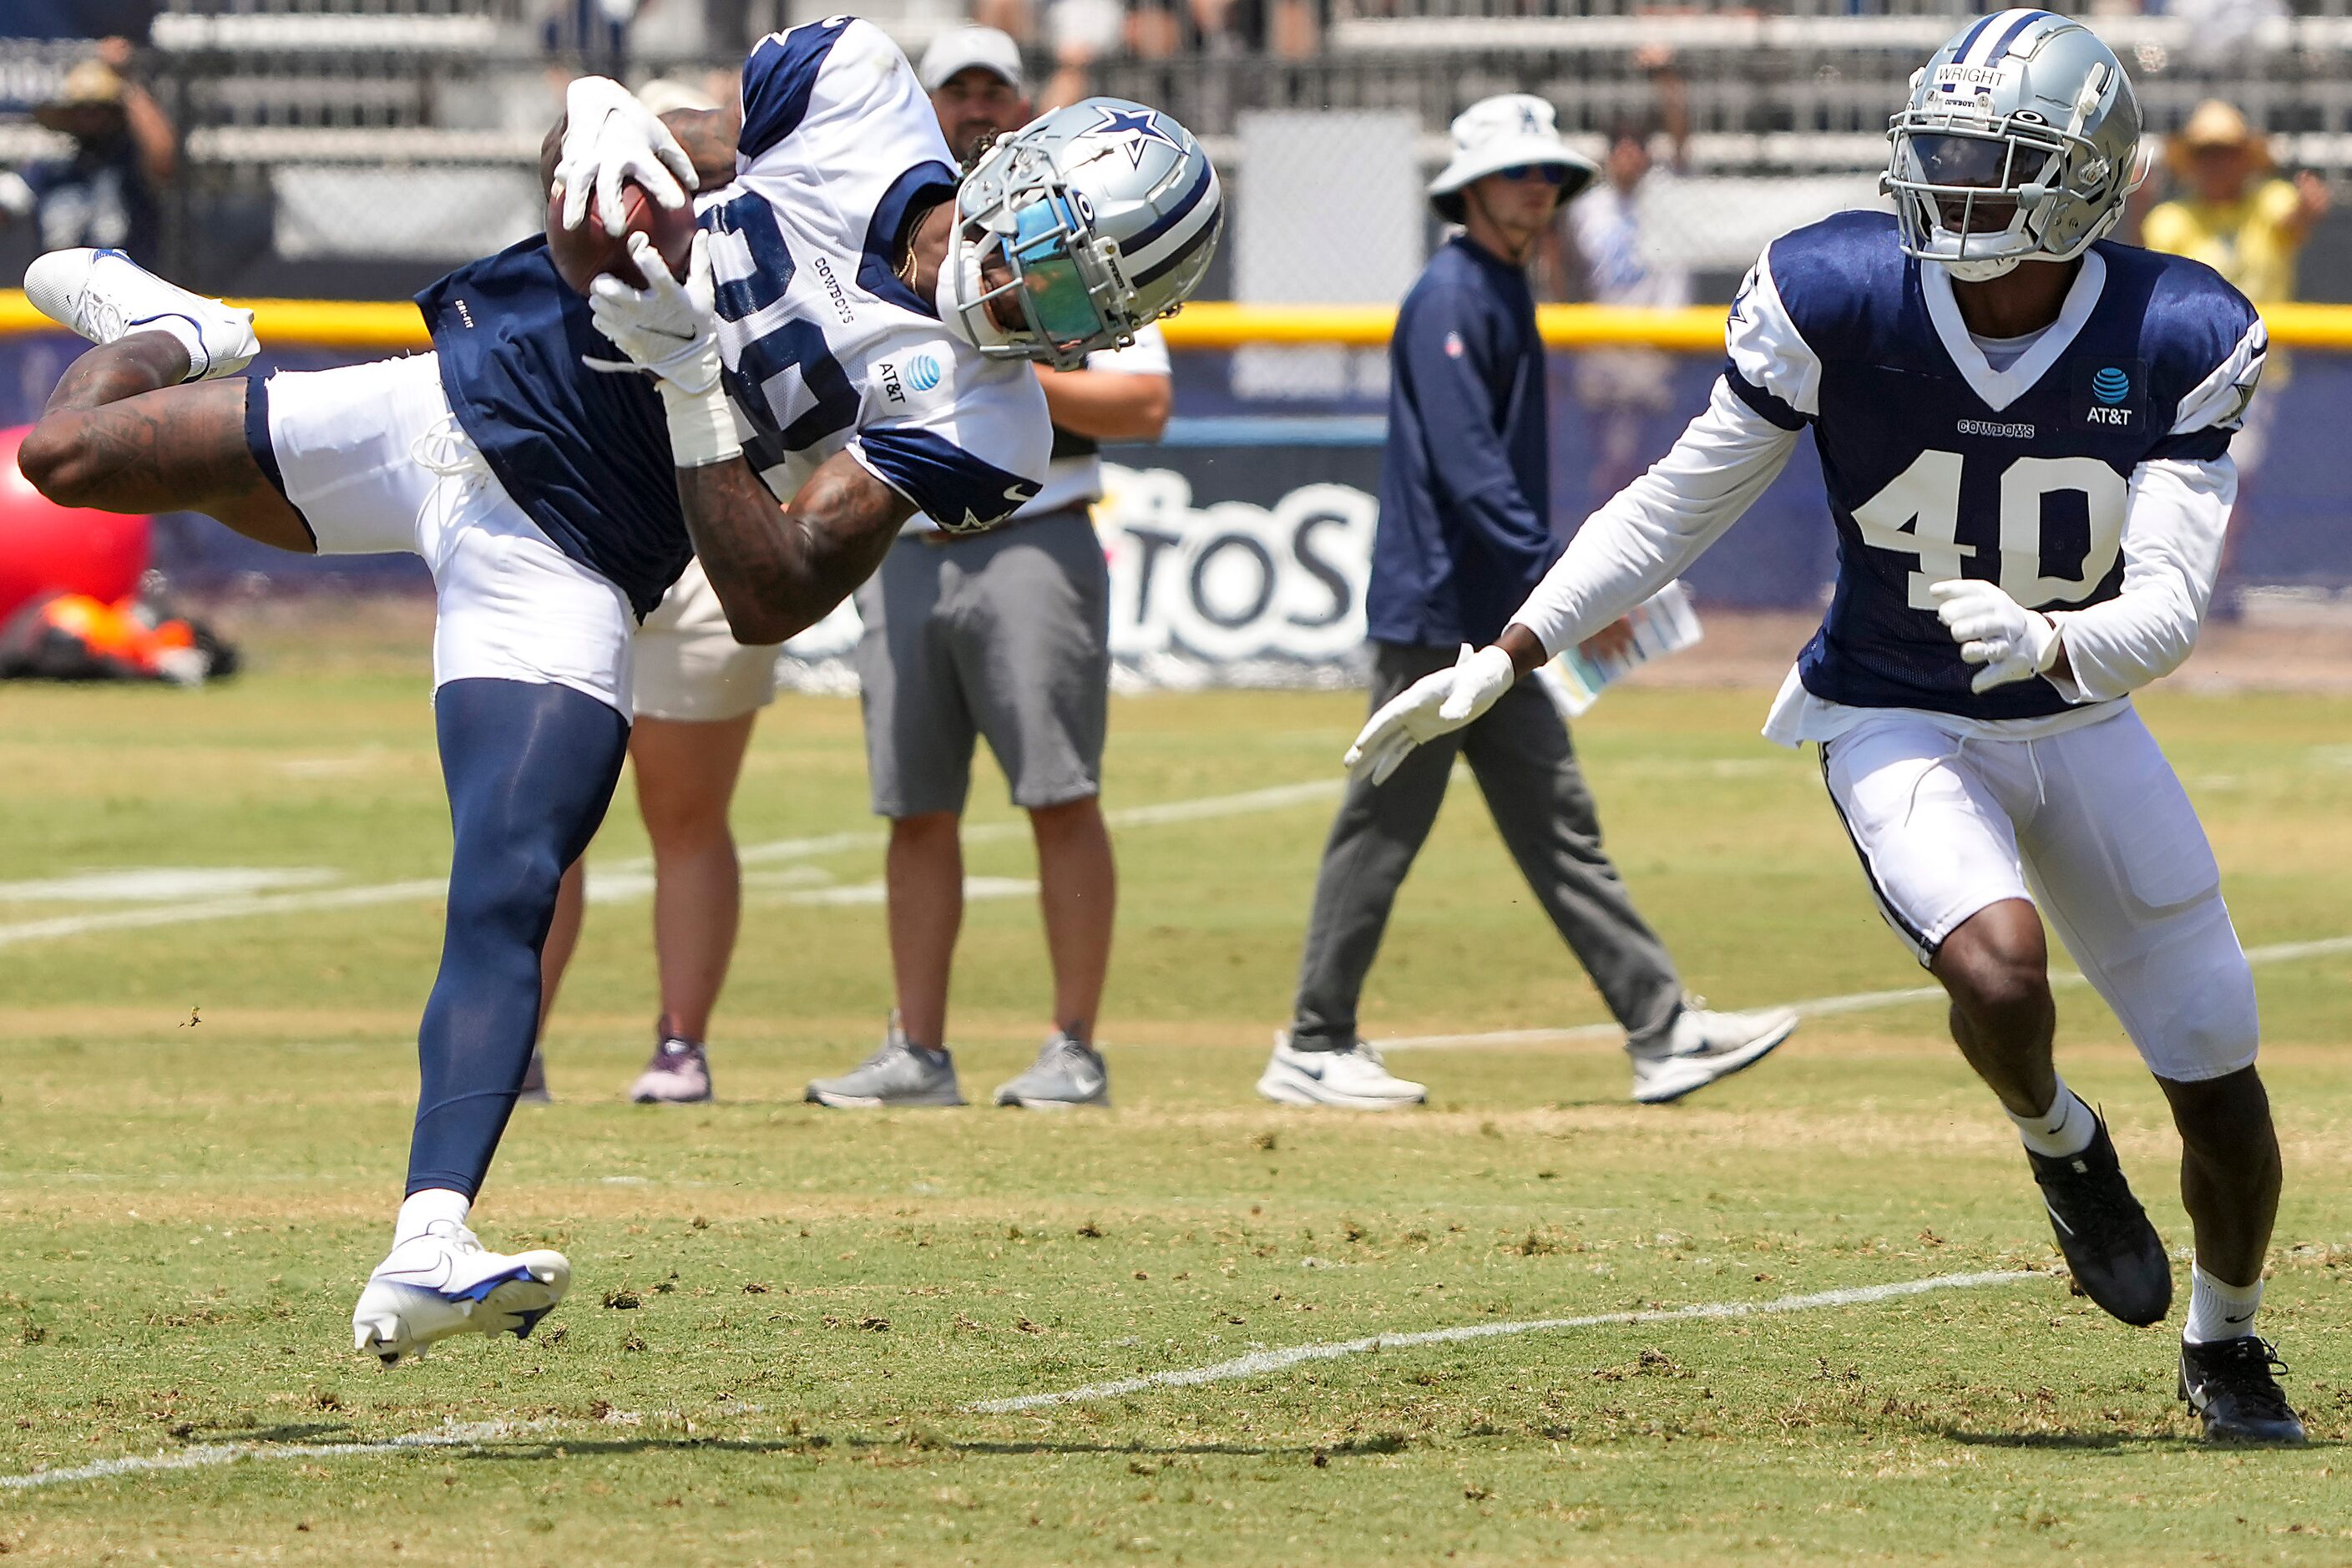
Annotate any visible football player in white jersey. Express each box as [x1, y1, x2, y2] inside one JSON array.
[[1343, 12, 2299, 1443], [17, 17, 1218, 1364]]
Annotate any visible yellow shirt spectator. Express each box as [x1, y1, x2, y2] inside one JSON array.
[[2141, 101, 2330, 392], [2142, 178, 2306, 306]]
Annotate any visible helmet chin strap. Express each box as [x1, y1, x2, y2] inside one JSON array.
[[935, 228, 1015, 352], [1940, 253, 2025, 283]]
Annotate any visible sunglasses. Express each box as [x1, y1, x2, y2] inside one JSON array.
[[1497, 164, 1570, 185]]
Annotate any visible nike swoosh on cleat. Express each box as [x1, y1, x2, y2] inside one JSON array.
[[449, 1267, 537, 1304], [377, 1263, 458, 1290]]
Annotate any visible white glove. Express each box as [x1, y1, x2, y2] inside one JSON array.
[[583, 231, 741, 468], [1343, 643, 1516, 787], [554, 74, 697, 236], [1928, 578, 2061, 694]]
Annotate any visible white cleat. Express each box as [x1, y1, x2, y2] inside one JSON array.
[[23, 247, 258, 382], [351, 1221, 569, 1367], [1257, 1032, 1427, 1110], [1628, 1004, 1798, 1105]]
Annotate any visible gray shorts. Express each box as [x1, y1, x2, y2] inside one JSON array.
[[852, 506, 1110, 818]]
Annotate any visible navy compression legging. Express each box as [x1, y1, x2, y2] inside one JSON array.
[[406, 677, 628, 1198]]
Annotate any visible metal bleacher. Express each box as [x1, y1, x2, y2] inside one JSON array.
[[7, 1, 2351, 296]]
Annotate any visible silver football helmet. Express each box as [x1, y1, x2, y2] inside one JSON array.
[[1884, 8, 2149, 281], [940, 98, 1223, 370]]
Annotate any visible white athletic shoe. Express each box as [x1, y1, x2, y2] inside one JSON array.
[[23, 247, 258, 382], [351, 1221, 569, 1366], [1257, 1033, 1427, 1110], [1627, 1004, 1798, 1105]]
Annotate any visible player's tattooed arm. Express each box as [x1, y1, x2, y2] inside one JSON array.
[[660, 106, 743, 190], [678, 449, 914, 645]]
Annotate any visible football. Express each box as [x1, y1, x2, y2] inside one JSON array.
[[544, 180, 696, 296]]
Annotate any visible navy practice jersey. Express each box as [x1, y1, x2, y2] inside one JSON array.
[[417, 18, 1048, 619], [1725, 210, 2264, 721], [417, 240, 688, 619]]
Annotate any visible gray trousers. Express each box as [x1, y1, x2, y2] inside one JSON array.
[[1290, 640, 1684, 1050]]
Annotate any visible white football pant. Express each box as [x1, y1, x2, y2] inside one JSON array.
[[1821, 706, 2258, 1083]]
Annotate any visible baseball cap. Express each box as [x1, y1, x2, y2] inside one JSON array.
[[918, 26, 1024, 94]]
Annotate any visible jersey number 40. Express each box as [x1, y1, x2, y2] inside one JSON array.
[[1853, 450, 2127, 612]]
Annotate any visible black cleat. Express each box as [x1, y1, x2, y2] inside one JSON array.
[[2026, 1115, 2172, 1326], [2180, 1337, 2307, 1444]]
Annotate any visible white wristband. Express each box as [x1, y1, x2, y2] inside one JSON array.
[[657, 380, 743, 468]]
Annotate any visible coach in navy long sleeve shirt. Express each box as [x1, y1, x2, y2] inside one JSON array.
[[1264, 92, 1770, 1113], [1367, 233, 1561, 648]]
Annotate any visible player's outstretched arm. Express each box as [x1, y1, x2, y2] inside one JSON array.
[[1509, 377, 1797, 659], [1343, 379, 1796, 786], [678, 452, 912, 645]]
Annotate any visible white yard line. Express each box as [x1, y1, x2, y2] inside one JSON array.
[[1379, 934, 2352, 1051], [0, 1419, 552, 1493], [0, 878, 451, 953], [969, 1268, 2042, 1414], [0, 1268, 2036, 1488], [0, 781, 1346, 953]]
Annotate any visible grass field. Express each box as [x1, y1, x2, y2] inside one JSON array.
[[3, 615, 2350, 1564]]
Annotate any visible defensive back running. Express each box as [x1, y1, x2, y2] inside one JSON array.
[[1344, 11, 2299, 1444]]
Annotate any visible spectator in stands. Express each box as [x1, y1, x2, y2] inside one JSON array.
[[1258, 94, 1795, 1112], [1561, 44, 1691, 506], [799, 28, 1174, 1111], [970, 0, 1120, 109], [2145, 100, 2327, 316], [0, 43, 175, 265], [2142, 99, 2327, 596]]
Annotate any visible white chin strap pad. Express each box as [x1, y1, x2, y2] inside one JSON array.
[[1939, 251, 2025, 283], [936, 230, 1016, 352]]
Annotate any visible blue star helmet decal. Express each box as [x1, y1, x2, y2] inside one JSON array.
[[1089, 104, 1184, 167]]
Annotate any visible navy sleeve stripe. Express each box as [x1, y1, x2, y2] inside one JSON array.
[[2145, 427, 2234, 463], [1722, 365, 1808, 431], [857, 160, 959, 317], [739, 20, 850, 163], [859, 425, 1042, 531]]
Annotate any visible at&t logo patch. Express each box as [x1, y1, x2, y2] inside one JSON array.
[[2074, 360, 2142, 430]]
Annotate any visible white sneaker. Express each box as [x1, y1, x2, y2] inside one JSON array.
[[1628, 1004, 1798, 1105], [23, 247, 258, 382], [351, 1220, 569, 1366], [1257, 1032, 1427, 1110]]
